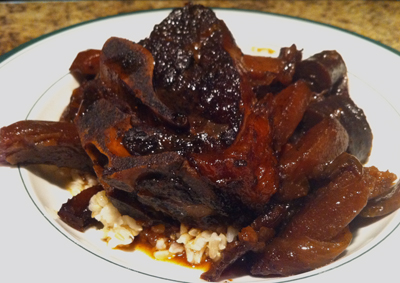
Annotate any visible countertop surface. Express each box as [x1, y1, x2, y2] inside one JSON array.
[[1, 0, 399, 57]]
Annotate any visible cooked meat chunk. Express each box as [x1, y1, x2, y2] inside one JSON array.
[[0, 120, 92, 172]]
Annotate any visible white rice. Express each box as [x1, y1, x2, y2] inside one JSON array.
[[67, 169, 98, 196], [88, 190, 238, 264], [88, 190, 143, 248], [67, 175, 239, 265]]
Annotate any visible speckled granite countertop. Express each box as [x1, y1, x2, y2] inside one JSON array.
[[1, 0, 399, 56]]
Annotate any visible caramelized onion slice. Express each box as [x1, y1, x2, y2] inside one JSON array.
[[69, 49, 101, 83], [360, 181, 400, 217], [282, 168, 368, 241], [271, 80, 313, 152], [302, 95, 373, 164], [363, 166, 397, 199], [279, 117, 349, 181], [277, 117, 349, 201], [251, 227, 352, 277]]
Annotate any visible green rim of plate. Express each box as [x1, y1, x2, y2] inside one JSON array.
[[1, 7, 399, 64], [7, 6, 400, 283]]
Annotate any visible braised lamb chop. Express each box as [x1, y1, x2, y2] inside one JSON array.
[[71, 4, 299, 230]]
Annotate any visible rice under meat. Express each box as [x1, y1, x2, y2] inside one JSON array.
[[67, 169, 98, 196], [80, 183, 239, 264], [89, 190, 143, 248]]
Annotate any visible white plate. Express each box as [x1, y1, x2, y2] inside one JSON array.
[[1, 7, 400, 283]]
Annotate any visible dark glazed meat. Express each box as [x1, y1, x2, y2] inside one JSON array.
[[100, 37, 187, 129], [0, 120, 92, 172], [140, 4, 242, 128], [72, 3, 279, 228]]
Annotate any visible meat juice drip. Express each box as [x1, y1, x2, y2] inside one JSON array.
[[115, 225, 212, 271]]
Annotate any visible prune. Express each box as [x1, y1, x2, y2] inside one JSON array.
[[361, 181, 400, 217], [295, 50, 347, 92], [69, 49, 101, 83], [277, 117, 349, 200], [302, 95, 373, 163], [271, 80, 313, 152], [58, 185, 103, 231], [251, 227, 352, 276]]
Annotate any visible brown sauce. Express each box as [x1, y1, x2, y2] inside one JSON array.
[[115, 228, 212, 272]]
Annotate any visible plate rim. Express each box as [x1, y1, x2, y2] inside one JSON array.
[[1, 6, 399, 65], [3, 6, 400, 283]]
